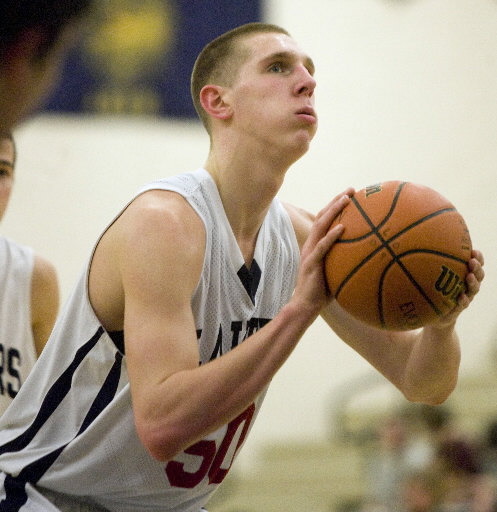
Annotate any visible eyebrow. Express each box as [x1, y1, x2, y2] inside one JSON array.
[[262, 51, 315, 75], [0, 159, 13, 168]]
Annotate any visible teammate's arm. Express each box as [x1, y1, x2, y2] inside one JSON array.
[[30, 254, 59, 356]]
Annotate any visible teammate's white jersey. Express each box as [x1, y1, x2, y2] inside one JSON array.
[[0, 169, 300, 512], [0, 236, 36, 417]]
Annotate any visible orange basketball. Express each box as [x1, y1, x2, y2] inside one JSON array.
[[325, 181, 472, 331]]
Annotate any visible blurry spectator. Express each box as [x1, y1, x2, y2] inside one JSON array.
[[363, 412, 415, 511], [400, 470, 443, 512], [405, 404, 468, 474], [480, 420, 497, 479], [434, 438, 496, 512], [362, 404, 496, 512]]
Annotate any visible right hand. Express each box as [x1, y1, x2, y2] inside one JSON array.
[[292, 187, 354, 315]]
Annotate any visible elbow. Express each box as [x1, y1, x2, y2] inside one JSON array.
[[410, 394, 452, 407], [135, 417, 187, 462], [427, 380, 458, 405], [402, 377, 458, 406], [403, 392, 450, 407]]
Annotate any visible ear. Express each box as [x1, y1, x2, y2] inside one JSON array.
[[199, 85, 232, 121]]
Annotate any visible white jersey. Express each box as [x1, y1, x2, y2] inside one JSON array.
[[0, 169, 300, 512], [0, 236, 36, 417]]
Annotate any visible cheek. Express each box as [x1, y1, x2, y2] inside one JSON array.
[[0, 184, 12, 220], [234, 83, 275, 113]]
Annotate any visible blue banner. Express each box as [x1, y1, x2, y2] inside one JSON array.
[[42, 0, 261, 118]]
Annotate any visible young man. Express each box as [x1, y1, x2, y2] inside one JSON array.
[[0, 133, 59, 416], [0, 23, 484, 512], [0, 1, 93, 134]]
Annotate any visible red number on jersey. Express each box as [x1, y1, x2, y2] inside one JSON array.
[[165, 403, 255, 488]]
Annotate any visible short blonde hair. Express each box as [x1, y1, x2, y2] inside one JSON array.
[[191, 22, 290, 132]]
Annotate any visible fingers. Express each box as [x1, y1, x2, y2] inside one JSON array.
[[445, 250, 485, 323], [306, 194, 351, 259], [314, 190, 354, 231], [428, 249, 484, 328], [297, 191, 354, 300], [469, 249, 485, 280], [464, 249, 485, 300], [315, 187, 355, 221], [471, 248, 484, 265]]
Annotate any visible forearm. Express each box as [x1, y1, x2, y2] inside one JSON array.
[[136, 299, 318, 462], [400, 249, 484, 403], [400, 321, 461, 405], [322, 302, 461, 405]]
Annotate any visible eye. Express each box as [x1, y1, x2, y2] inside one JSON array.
[[268, 62, 285, 73]]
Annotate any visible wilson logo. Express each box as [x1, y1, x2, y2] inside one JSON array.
[[435, 265, 465, 302]]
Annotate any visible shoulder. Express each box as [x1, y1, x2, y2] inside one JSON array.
[[89, 188, 206, 331], [32, 254, 58, 289], [113, 189, 206, 290], [31, 254, 59, 313], [281, 202, 314, 249], [121, 189, 205, 250]]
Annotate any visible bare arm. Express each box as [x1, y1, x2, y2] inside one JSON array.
[[30, 254, 59, 356], [321, 302, 462, 404], [286, 201, 485, 406], [109, 190, 352, 462]]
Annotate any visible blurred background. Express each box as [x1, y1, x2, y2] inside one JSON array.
[[3, 0, 497, 510]]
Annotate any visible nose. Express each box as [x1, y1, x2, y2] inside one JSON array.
[[295, 66, 316, 96]]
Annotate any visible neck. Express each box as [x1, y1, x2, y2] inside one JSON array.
[[203, 150, 288, 265], [206, 149, 285, 214], [202, 126, 307, 257]]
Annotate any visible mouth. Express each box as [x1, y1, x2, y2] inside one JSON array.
[[296, 107, 317, 124]]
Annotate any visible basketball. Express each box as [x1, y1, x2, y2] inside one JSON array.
[[325, 181, 472, 331]]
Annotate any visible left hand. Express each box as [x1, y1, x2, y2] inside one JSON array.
[[434, 249, 485, 328]]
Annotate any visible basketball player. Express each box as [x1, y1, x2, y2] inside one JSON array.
[[0, 23, 484, 512], [0, 0, 94, 134], [0, 133, 59, 416]]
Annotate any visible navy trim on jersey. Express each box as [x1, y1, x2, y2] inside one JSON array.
[[0, 327, 105, 456], [237, 259, 261, 304], [108, 330, 125, 354], [0, 327, 124, 511]]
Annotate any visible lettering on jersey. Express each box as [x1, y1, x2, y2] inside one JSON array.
[[209, 324, 224, 362], [230, 321, 243, 349], [0, 344, 22, 398], [204, 318, 271, 361]]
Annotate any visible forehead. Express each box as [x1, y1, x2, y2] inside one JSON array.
[[240, 32, 314, 70]]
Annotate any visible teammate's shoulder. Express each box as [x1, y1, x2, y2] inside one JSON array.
[[32, 253, 58, 283]]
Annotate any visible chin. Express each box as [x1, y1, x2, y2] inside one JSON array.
[[295, 133, 314, 153], [284, 143, 312, 166]]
